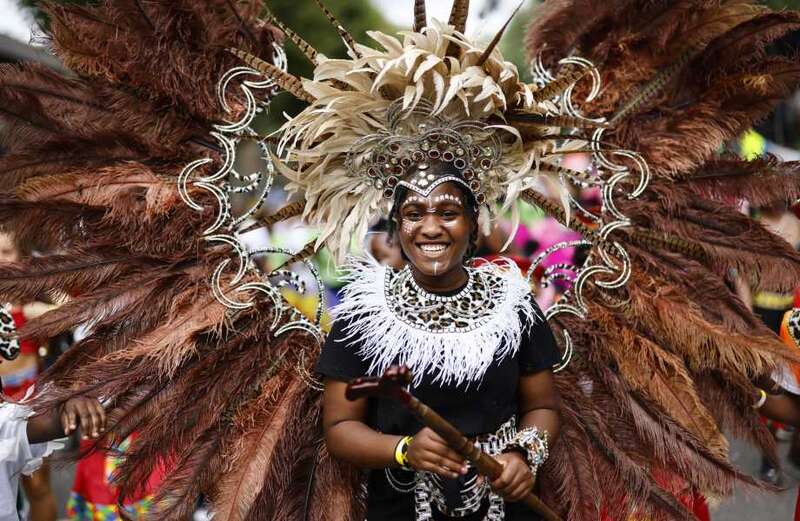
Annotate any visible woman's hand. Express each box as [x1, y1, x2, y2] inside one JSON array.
[[406, 427, 468, 479], [490, 452, 534, 502], [60, 396, 106, 439]]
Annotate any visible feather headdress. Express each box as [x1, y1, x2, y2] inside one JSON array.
[[255, 17, 624, 259]]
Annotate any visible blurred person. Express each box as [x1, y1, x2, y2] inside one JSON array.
[[743, 205, 800, 484], [752, 205, 800, 334], [0, 232, 57, 521], [0, 395, 105, 521], [367, 219, 405, 270], [754, 336, 800, 521], [63, 324, 168, 520], [65, 434, 168, 521]]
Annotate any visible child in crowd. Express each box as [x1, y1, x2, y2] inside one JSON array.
[[0, 395, 105, 521]]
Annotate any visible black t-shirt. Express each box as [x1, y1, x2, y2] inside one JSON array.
[[316, 296, 560, 520]]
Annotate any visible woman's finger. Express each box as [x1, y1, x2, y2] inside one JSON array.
[[86, 401, 102, 438], [499, 478, 518, 497], [76, 402, 93, 439], [502, 468, 532, 499], [491, 473, 511, 492], [93, 402, 107, 432], [508, 477, 534, 502], [60, 411, 70, 435], [420, 443, 467, 472], [436, 453, 468, 474], [66, 406, 77, 433], [422, 453, 461, 479], [421, 459, 459, 479]]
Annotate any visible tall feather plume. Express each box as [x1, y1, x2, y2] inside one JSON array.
[[683, 154, 800, 207], [0, 2, 340, 520], [447, 0, 470, 33], [476, 2, 523, 67], [445, 0, 470, 56], [531, 67, 590, 104], [413, 0, 427, 33], [266, 10, 319, 65], [45, 0, 280, 122], [227, 48, 315, 103], [311, 0, 362, 58], [517, 3, 800, 509], [214, 376, 303, 521]]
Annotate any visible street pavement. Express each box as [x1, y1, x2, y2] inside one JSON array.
[[715, 436, 798, 520]]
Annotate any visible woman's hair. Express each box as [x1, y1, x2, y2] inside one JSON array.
[[387, 162, 480, 261]]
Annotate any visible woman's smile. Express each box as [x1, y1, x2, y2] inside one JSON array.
[[417, 242, 450, 257]]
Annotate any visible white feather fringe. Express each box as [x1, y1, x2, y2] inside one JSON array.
[[332, 257, 540, 387]]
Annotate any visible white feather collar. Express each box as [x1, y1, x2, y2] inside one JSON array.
[[332, 257, 539, 387]]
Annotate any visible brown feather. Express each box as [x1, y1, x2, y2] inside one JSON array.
[[310, 0, 361, 58], [266, 11, 318, 65], [413, 0, 427, 33], [447, 0, 470, 34], [227, 48, 315, 103], [476, 2, 523, 67]]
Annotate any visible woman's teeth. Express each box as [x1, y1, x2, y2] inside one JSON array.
[[419, 244, 447, 254]]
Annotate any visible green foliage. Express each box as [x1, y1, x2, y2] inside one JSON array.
[[762, 0, 800, 9], [499, 0, 539, 83]]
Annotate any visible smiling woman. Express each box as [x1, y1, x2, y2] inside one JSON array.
[[391, 164, 477, 289], [315, 157, 562, 520]]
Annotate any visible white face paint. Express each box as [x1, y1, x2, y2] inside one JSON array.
[[401, 193, 464, 212], [431, 193, 463, 206], [433, 261, 440, 275]]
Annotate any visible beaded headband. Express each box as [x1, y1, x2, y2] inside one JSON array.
[[345, 100, 501, 205]]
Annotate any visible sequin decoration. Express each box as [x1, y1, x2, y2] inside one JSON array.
[[384, 265, 507, 333]]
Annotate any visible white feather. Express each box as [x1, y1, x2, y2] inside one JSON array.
[[331, 257, 540, 387]]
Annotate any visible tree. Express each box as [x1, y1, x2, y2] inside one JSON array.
[[499, 0, 539, 83]]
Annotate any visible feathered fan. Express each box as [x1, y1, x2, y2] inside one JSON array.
[[1, 0, 800, 520]]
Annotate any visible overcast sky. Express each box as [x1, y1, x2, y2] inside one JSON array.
[[0, 0, 35, 42], [0, 0, 525, 43], [372, 0, 526, 40]]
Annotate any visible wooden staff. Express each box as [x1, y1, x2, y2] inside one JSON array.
[[345, 365, 562, 521]]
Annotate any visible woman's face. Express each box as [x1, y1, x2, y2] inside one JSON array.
[[396, 182, 474, 279]]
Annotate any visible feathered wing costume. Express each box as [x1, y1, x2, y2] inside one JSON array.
[[1, 0, 800, 520]]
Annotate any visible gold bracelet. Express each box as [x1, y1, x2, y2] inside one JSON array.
[[394, 435, 413, 470], [753, 388, 767, 409]]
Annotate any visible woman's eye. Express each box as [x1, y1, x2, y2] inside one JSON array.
[[441, 211, 458, 219], [405, 212, 422, 221]]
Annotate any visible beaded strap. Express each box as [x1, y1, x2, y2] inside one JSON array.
[[502, 426, 549, 479]]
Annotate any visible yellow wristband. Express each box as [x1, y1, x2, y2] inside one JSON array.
[[394, 435, 413, 469], [753, 388, 767, 409]]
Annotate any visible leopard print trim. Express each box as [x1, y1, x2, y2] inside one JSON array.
[[0, 305, 20, 361], [787, 308, 800, 348], [384, 265, 506, 334]]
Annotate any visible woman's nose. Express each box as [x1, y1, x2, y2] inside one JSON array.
[[419, 213, 444, 237]]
